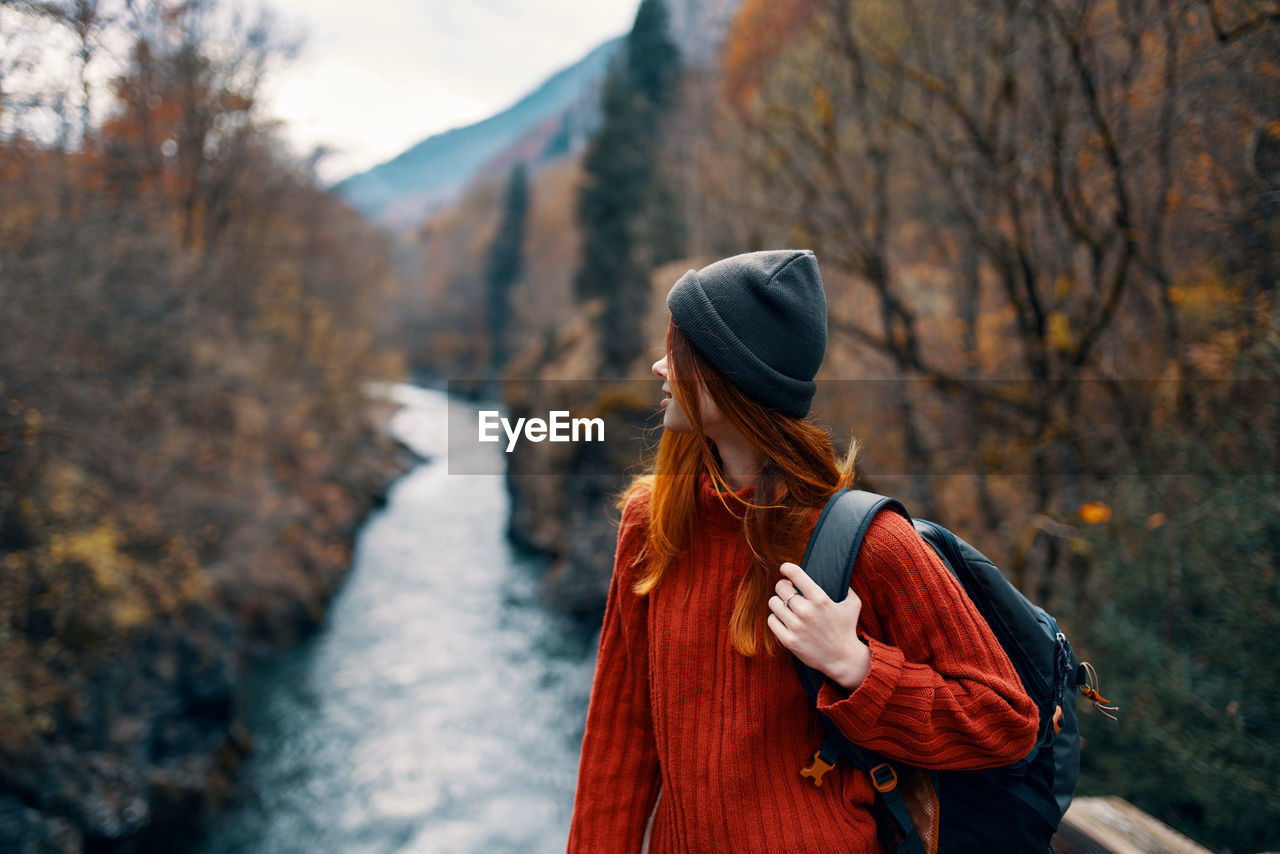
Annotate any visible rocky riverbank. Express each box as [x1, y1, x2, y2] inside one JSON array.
[[0, 399, 414, 854]]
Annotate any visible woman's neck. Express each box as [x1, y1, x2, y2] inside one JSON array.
[[710, 433, 762, 490]]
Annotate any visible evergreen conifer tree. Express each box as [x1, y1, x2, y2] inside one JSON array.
[[627, 0, 680, 110], [573, 0, 683, 375], [485, 163, 529, 378]]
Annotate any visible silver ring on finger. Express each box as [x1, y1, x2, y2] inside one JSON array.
[[783, 593, 797, 609]]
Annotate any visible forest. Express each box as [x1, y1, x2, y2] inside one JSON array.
[[0, 1, 406, 849], [1, 0, 1277, 851]]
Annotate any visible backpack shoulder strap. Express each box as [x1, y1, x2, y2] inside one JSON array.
[[795, 489, 928, 854], [800, 489, 912, 603], [793, 488, 911, 705]]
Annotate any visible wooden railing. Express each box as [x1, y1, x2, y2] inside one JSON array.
[[1053, 797, 1216, 854]]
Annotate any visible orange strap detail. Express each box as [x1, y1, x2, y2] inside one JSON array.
[[801, 750, 835, 787]]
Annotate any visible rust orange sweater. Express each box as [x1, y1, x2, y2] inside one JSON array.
[[567, 472, 1039, 853]]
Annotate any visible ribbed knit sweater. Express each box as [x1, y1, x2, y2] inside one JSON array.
[[567, 471, 1039, 853]]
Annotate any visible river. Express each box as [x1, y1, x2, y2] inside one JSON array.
[[192, 385, 597, 854]]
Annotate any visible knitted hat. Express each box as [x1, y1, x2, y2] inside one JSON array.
[[666, 249, 827, 418]]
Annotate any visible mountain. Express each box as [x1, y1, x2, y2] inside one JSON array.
[[333, 0, 749, 231], [333, 37, 623, 229]]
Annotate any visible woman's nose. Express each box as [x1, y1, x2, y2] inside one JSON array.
[[652, 356, 668, 379]]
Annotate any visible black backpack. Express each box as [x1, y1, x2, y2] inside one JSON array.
[[795, 489, 1110, 854]]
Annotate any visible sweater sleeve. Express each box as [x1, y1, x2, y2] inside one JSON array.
[[566, 490, 662, 853], [814, 510, 1039, 770]]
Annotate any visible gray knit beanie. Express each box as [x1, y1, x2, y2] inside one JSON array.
[[666, 249, 827, 418]]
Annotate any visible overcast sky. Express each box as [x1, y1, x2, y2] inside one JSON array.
[[261, 0, 641, 184]]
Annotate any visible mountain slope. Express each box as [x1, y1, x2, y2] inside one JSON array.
[[334, 37, 622, 229]]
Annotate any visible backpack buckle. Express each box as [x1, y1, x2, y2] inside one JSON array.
[[869, 763, 898, 794], [801, 750, 835, 787]]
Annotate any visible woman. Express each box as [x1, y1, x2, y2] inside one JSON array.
[[567, 250, 1038, 853]]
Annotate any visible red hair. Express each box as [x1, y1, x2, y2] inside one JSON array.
[[620, 319, 859, 656]]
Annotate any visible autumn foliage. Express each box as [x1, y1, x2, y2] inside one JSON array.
[[0, 1, 404, 848], [702, 0, 1280, 847], [722, 0, 824, 109]]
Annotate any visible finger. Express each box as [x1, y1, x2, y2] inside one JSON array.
[[767, 594, 797, 629], [784, 592, 811, 618], [843, 587, 863, 618], [774, 578, 799, 600], [779, 561, 828, 602], [844, 583, 865, 612], [767, 613, 794, 647]]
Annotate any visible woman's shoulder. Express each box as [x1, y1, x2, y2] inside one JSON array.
[[797, 492, 917, 547], [864, 505, 919, 544], [858, 506, 947, 582], [617, 480, 653, 535], [611, 483, 653, 591]]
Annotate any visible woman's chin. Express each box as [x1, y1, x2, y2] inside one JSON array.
[[662, 414, 692, 433]]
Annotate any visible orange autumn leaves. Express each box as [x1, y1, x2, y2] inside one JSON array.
[[722, 0, 825, 110], [1078, 502, 1113, 524], [1078, 502, 1169, 530]]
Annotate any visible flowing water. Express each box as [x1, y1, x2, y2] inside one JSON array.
[[193, 385, 596, 854]]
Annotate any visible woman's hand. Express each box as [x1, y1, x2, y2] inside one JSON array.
[[767, 561, 871, 691]]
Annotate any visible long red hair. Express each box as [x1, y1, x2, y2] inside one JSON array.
[[620, 319, 859, 656]]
